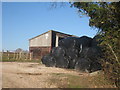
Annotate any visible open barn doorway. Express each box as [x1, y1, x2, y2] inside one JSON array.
[[56, 35, 65, 47]]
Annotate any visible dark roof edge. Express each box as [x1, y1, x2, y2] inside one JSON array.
[[52, 30, 78, 37], [29, 30, 52, 41], [29, 30, 78, 40]]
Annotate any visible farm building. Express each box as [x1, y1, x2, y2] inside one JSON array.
[[29, 30, 76, 59]]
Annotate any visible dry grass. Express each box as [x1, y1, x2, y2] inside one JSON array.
[[49, 71, 116, 88]]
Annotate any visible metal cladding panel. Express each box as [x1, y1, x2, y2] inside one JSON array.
[[30, 31, 52, 47]]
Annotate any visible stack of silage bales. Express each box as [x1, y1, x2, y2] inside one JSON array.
[[41, 36, 102, 72]]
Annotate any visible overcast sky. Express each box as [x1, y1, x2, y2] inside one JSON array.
[[2, 2, 97, 51]]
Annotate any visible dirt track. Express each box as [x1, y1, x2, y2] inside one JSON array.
[[1, 62, 85, 88]]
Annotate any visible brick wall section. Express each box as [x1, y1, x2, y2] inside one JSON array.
[[29, 47, 51, 59]]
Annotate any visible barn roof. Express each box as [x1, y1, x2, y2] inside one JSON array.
[[29, 30, 77, 40]]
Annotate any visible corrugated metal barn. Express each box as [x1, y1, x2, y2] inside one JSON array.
[[29, 30, 75, 59]]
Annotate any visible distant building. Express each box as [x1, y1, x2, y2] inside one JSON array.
[[29, 30, 76, 59]]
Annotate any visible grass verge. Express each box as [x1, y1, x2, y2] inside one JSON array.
[[49, 71, 115, 88]]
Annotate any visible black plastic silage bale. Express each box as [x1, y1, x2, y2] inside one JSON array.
[[57, 36, 93, 69], [89, 61, 102, 72], [79, 47, 90, 58], [58, 37, 80, 59], [68, 58, 78, 69], [66, 48, 79, 59], [41, 54, 49, 64], [65, 47, 79, 69], [77, 47, 102, 72], [41, 54, 56, 67], [55, 56, 69, 68], [50, 46, 66, 58], [41, 35, 102, 72], [77, 36, 93, 49], [92, 35, 102, 47], [58, 37, 80, 49], [75, 58, 91, 72], [87, 47, 102, 62], [79, 47, 102, 62], [58, 36, 93, 56], [50, 46, 69, 68]]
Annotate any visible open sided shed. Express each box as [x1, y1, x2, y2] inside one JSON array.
[[29, 30, 75, 59]]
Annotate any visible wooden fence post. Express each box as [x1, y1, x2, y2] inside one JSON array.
[[19, 52, 22, 60], [7, 53, 9, 60], [26, 53, 28, 60], [16, 53, 19, 60], [13, 52, 15, 60], [30, 52, 33, 60]]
